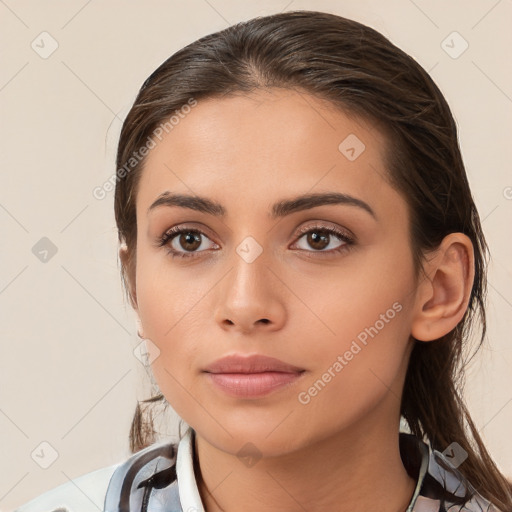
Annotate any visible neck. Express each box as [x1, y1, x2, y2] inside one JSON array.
[[193, 409, 417, 512]]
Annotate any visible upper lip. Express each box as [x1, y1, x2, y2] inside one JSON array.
[[203, 354, 305, 374]]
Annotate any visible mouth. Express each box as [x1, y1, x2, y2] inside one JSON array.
[[203, 353, 305, 374], [202, 354, 305, 398], [204, 370, 305, 398]]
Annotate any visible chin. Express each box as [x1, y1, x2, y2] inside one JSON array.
[[194, 421, 310, 459]]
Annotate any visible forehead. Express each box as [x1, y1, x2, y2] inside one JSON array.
[[136, 88, 398, 219]]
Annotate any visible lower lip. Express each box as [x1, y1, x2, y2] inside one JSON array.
[[205, 371, 304, 398]]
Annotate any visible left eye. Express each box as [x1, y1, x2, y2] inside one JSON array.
[[293, 226, 353, 253]]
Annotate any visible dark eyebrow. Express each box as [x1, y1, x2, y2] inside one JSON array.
[[147, 191, 376, 220]]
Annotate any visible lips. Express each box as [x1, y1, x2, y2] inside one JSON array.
[[203, 354, 305, 374], [203, 354, 305, 398]]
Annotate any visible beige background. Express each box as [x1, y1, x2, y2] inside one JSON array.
[[1, 0, 511, 510]]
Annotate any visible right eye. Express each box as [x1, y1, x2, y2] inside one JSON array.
[[158, 226, 218, 259]]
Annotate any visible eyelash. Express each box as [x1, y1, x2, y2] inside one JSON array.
[[157, 223, 355, 260]]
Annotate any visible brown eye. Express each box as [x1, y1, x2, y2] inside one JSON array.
[[176, 231, 202, 252], [304, 230, 331, 251], [159, 227, 217, 259], [294, 225, 353, 255]]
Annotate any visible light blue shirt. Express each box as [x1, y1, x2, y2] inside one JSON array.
[[14, 427, 501, 511]]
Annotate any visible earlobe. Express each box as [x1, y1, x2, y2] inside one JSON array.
[[135, 314, 145, 339], [411, 233, 475, 342], [119, 245, 138, 311]]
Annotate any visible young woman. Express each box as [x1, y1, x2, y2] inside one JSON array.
[[15, 9, 512, 512]]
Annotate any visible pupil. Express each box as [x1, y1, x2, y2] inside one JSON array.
[[309, 231, 329, 250], [181, 232, 201, 250]]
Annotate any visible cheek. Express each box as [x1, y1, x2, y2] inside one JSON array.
[[139, 281, 202, 420], [299, 245, 415, 393], [135, 251, 210, 342], [296, 298, 413, 436], [305, 293, 411, 388], [135, 263, 200, 400], [304, 244, 414, 346]]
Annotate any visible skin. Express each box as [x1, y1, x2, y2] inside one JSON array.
[[120, 88, 474, 512]]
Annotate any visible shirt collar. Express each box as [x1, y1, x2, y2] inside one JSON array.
[[176, 427, 205, 512], [175, 428, 432, 512], [106, 426, 494, 511]]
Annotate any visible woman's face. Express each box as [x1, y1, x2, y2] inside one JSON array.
[[130, 88, 420, 456]]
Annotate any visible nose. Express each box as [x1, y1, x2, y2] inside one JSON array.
[[213, 251, 287, 335]]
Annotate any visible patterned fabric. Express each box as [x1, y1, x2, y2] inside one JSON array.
[[104, 427, 502, 512]]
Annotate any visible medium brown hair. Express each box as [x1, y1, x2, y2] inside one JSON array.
[[114, 10, 512, 509]]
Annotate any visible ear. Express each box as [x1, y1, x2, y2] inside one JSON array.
[[411, 233, 475, 342], [119, 245, 138, 312]]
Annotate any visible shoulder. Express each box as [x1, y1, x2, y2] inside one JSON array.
[[13, 439, 179, 512], [400, 433, 504, 512], [13, 464, 120, 512], [104, 439, 180, 511], [417, 442, 503, 511]]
